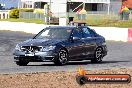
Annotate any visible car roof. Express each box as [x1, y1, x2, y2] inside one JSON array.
[[46, 26, 90, 29], [46, 26, 76, 29]]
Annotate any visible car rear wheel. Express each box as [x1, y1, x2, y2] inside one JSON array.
[[54, 49, 68, 65], [16, 60, 29, 66], [91, 47, 103, 63]]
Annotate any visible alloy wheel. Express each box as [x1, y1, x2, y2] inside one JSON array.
[[91, 47, 103, 63], [95, 48, 103, 62], [58, 49, 68, 65]]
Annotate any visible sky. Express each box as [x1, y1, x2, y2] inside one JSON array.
[[0, 0, 18, 9]]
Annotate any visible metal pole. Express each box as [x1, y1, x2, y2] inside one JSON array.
[[83, 2, 85, 9], [50, 0, 51, 9], [108, 3, 110, 15], [49, 0, 51, 24], [18, 0, 20, 9], [73, 3, 83, 12], [68, 1, 72, 24], [68, 3, 70, 23]]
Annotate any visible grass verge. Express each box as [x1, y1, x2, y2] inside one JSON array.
[[74, 15, 132, 28], [1, 17, 132, 28], [0, 18, 45, 24]]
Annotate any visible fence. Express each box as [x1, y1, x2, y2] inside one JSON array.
[[19, 12, 45, 20], [19, 11, 132, 21]]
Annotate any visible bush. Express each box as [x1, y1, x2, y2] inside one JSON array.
[[9, 9, 19, 18]]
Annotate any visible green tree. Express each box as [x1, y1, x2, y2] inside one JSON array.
[[9, 9, 19, 18]]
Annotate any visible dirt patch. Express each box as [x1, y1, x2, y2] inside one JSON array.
[[0, 68, 132, 88]]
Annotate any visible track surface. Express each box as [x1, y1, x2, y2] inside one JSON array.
[[0, 31, 132, 74]]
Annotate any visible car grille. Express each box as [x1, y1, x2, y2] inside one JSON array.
[[21, 46, 42, 52]]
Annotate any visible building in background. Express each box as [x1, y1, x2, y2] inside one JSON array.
[[0, 10, 10, 19], [67, 0, 122, 14], [18, 0, 49, 9], [0, 3, 9, 19], [18, 0, 124, 16]]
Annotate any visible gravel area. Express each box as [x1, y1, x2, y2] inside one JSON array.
[[0, 68, 131, 88]]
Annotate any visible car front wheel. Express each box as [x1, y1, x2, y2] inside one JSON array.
[[54, 49, 68, 65], [91, 47, 103, 63]]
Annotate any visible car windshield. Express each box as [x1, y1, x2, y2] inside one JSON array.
[[34, 28, 72, 39]]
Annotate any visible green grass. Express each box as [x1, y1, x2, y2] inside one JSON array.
[[74, 15, 132, 28], [0, 18, 45, 24], [86, 19, 132, 28], [1, 17, 132, 28], [85, 19, 132, 28]]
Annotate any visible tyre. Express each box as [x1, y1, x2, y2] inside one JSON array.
[[76, 75, 87, 85], [16, 60, 29, 66], [91, 47, 103, 63], [54, 49, 68, 65]]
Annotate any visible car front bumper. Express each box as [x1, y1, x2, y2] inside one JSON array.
[[14, 50, 58, 62]]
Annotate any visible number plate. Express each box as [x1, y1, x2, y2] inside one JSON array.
[[25, 53, 34, 56]]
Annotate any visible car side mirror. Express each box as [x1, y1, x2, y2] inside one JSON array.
[[73, 37, 80, 41]]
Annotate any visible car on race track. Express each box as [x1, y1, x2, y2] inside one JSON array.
[[13, 26, 107, 66]]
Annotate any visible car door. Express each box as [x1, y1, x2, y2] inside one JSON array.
[[68, 28, 86, 59], [81, 27, 97, 58]]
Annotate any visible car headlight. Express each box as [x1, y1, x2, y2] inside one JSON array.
[[41, 46, 56, 52], [15, 44, 21, 51], [102, 42, 106, 46]]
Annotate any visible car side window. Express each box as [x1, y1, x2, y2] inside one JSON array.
[[90, 29, 98, 37], [82, 27, 91, 38], [72, 29, 82, 38]]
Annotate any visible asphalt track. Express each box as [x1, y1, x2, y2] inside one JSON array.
[[0, 31, 132, 74]]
